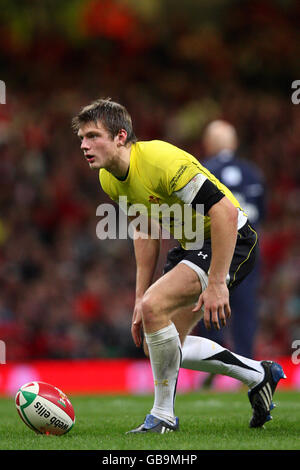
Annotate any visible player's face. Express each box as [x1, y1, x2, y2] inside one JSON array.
[[77, 121, 118, 170]]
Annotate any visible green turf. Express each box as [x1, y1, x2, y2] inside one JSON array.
[[1, 391, 299, 450]]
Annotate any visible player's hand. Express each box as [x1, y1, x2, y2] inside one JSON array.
[[192, 282, 231, 330], [131, 298, 144, 347]]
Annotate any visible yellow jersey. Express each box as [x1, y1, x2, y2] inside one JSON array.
[[99, 140, 245, 249]]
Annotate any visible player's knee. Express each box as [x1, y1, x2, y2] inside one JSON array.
[[141, 293, 163, 328]]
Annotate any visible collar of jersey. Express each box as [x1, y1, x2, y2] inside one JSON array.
[[115, 165, 130, 182]]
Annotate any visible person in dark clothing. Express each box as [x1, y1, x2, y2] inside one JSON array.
[[199, 120, 266, 359]]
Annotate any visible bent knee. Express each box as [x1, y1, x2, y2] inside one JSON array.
[[141, 292, 170, 332], [141, 293, 160, 324]]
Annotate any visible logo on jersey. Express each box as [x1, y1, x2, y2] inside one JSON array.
[[170, 165, 188, 190], [149, 195, 160, 204]]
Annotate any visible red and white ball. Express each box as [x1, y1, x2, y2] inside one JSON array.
[[15, 381, 75, 435]]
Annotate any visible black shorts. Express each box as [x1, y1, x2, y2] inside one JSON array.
[[163, 222, 258, 292]]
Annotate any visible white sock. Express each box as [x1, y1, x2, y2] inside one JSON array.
[[145, 323, 182, 425], [181, 335, 264, 389]]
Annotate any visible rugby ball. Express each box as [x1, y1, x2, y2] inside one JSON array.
[[15, 381, 75, 435]]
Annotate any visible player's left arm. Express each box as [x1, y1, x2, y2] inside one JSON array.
[[193, 197, 238, 330], [173, 173, 237, 330]]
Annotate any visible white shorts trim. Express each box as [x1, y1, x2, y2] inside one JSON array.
[[180, 260, 230, 293], [180, 260, 208, 292], [238, 208, 247, 230]]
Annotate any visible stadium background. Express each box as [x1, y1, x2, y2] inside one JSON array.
[[0, 0, 299, 394]]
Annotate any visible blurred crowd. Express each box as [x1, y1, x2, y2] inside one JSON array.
[[0, 0, 299, 361]]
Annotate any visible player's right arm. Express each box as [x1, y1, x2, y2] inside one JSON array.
[[131, 216, 161, 347]]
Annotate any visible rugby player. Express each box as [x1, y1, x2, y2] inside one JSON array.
[[72, 98, 285, 434]]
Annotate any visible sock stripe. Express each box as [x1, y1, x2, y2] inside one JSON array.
[[172, 345, 182, 415], [202, 349, 261, 373]]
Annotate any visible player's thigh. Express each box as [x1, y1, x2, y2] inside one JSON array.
[[143, 262, 202, 316]]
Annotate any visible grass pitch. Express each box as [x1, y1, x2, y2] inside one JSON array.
[[1, 391, 299, 451]]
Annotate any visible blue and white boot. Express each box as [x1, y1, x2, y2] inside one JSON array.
[[126, 414, 179, 434], [248, 360, 286, 428]]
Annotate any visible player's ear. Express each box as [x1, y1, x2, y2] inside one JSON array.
[[116, 128, 128, 146]]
